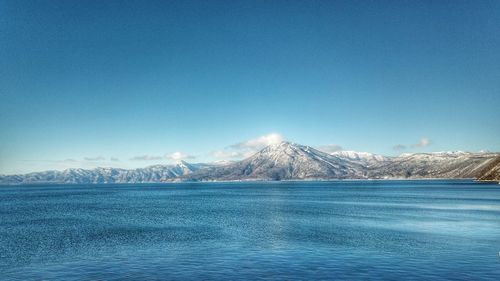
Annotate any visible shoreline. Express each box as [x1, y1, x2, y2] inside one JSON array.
[[1, 178, 498, 186]]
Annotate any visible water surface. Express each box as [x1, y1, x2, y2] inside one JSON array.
[[1, 180, 500, 280]]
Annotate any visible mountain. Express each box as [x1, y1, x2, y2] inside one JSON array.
[[0, 161, 203, 184], [187, 144, 499, 181], [367, 151, 499, 179], [1, 143, 499, 184], [186, 142, 368, 181], [476, 156, 500, 182], [330, 151, 388, 166]]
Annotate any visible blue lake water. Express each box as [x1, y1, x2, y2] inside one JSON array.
[[1, 180, 500, 280]]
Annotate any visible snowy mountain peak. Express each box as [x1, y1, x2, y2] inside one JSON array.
[[260, 141, 311, 154], [264, 141, 296, 149], [185, 142, 366, 181], [331, 151, 387, 162]]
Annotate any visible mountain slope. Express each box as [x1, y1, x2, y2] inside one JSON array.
[[476, 156, 500, 182], [330, 151, 388, 166], [367, 152, 499, 179], [0, 161, 203, 184], [187, 142, 366, 180]]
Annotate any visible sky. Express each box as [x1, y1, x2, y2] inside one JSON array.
[[1, 0, 499, 174]]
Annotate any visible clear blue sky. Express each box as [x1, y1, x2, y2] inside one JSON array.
[[1, 0, 499, 174]]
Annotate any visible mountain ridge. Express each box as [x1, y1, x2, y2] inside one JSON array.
[[1, 142, 499, 184], [476, 156, 500, 182]]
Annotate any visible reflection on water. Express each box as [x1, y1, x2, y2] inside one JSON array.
[[1, 180, 500, 280]]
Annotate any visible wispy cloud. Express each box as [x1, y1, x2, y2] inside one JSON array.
[[130, 155, 164, 161], [213, 133, 285, 160], [212, 150, 255, 159], [47, 157, 109, 163], [393, 144, 407, 151], [83, 156, 106, 161], [130, 152, 194, 161], [317, 144, 343, 153], [110, 157, 120, 161], [393, 137, 432, 151], [411, 137, 432, 148]]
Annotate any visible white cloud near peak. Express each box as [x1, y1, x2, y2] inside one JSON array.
[[166, 151, 195, 160], [212, 150, 255, 159], [214, 133, 285, 160], [230, 133, 284, 150]]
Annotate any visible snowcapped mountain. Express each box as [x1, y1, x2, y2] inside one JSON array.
[[0, 161, 204, 184], [330, 151, 388, 166], [1, 143, 499, 184], [367, 151, 499, 179], [187, 142, 367, 181], [187, 144, 498, 181]]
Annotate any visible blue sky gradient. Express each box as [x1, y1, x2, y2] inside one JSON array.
[[1, 0, 499, 173]]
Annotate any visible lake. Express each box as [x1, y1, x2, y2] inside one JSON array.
[[1, 180, 500, 280]]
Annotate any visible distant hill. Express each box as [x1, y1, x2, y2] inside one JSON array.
[[0, 161, 207, 184]]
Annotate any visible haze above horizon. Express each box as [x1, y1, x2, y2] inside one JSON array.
[[1, 0, 499, 174]]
